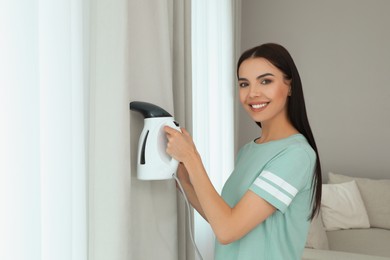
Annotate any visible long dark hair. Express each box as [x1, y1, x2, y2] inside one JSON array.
[[237, 43, 322, 220]]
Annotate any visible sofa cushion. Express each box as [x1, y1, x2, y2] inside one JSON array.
[[305, 211, 329, 250], [321, 180, 370, 231], [328, 172, 390, 229], [326, 228, 390, 257]]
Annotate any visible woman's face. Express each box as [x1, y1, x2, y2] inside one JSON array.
[[238, 57, 291, 126]]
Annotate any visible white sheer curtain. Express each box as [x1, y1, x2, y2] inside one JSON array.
[[0, 1, 88, 260], [192, 0, 237, 259]]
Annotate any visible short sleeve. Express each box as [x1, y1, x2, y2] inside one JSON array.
[[249, 145, 316, 213]]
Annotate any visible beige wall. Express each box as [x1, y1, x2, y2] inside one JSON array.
[[238, 0, 390, 180]]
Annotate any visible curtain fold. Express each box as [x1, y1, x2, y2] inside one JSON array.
[[0, 1, 88, 260], [40, 1, 88, 258], [89, 0, 191, 259], [88, 0, 131, 259], [129, 0, 192, 259], [191, 0, 236, 258], [128, 0, 178, 258], [0, 2, 40, 259], [171, 1, 194, 259]]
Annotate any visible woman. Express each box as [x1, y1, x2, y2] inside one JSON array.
[[164, 43, 322, 259]]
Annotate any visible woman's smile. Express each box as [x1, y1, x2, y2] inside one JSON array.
[[249, 102, 269, 111]]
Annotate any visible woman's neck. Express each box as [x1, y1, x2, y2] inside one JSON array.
[[256, 119, 299, 144]]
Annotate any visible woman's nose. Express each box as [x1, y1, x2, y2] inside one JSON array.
[[248, 84, 261, 98]]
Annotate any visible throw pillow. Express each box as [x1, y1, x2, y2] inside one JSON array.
[[321, 180, 370, 231], [305, 210, 329, 250], [328, 172, 390, 229]]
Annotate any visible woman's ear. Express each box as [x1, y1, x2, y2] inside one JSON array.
[[284, 78, 292, 96]]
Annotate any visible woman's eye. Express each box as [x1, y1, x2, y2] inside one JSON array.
[[238, 82, 249, 88], [261, 79, 272, 85]]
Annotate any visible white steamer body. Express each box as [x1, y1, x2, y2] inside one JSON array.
[[137, 117, 180, 180]]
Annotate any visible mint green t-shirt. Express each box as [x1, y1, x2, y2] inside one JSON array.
[[215, 134, 316, 260]]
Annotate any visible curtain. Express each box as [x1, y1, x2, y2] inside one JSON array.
[[88, 0, 131, 259], [129, 0, 193, 259], [0, 1, 88, 260], [171, 1, 194, 259], [88, 0, 192, 259], [89, 0, 238, 259], [191, 0, 237, 258]]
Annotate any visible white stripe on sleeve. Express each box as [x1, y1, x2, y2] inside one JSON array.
[[261, 171, 298, 197], [253, 178, 292, 206]]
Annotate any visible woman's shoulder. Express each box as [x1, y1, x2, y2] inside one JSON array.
[[263, 134, 316, 166], [237, 134, 315, 161], [285, 134, 316, 159]]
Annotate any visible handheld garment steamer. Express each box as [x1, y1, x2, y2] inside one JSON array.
[[130, 101, 181, 180], [130, 101, 203, 260]]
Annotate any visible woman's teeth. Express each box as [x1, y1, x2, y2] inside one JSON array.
[[251, 103, 267, 109]]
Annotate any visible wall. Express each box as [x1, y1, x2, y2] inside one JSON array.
[[238, 0, 390, 180]]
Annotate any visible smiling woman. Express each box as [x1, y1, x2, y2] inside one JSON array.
[[166, 43, 322, 260], [165, 44, 321, 260]]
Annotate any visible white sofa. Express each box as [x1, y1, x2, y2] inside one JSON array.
[[303, 172, 390, 259], [303, 248, 390, 260]]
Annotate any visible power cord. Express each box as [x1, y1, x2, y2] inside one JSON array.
[[173, 174, 204, 260]]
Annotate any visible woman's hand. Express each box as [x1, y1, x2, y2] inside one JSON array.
[[164, 126, 198, 164]]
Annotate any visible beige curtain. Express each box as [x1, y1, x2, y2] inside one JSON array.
[[89, 0, 192, 259], [171, 1, 194, 259], [129, 0, 193, 259], [88, 0, 131, 259]]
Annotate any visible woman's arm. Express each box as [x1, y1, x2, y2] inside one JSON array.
[[176, 163, 208, 221], [165, 127, 276, 244]]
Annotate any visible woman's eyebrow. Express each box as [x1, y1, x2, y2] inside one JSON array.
[[256, 73, 274, 79], [238, 73, 274, 81]]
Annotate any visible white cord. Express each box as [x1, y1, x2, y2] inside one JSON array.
[[173, 174, 204, 260]]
